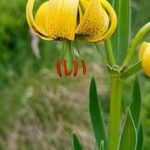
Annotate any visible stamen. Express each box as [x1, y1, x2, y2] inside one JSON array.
[[73, 60, 78, 77], [81, 60, 87, 75], [56, 60, 62, 77], [63, 60, 68, 76]]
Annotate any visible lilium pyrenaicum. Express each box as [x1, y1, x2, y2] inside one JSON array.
[[26, 0, 117, 77]]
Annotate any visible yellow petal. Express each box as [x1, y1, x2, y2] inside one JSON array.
[[35, 2, 49, 34], [139, 42, 150, 77], [99, 0, 117, 41], [26, 0, 52, 40], [45, 0, 79, 40], [76, 0, 109, 42], [79, 0, 89, 12], [139, 42, 149, 60], [76, 0, 117, 42], [78, 0, 88, 21]]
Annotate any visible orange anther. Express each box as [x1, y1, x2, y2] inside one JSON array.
[[81, 60, 87, 75], [73, 60, 78, 77], [56, 60, 62, 77], [63, 60, 68, 76]]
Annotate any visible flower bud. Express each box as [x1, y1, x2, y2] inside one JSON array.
[[139, 42, 150, 77]]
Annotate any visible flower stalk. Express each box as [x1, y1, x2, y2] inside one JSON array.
[[120, 22, 150, 71], [105, 39, 116, 66]]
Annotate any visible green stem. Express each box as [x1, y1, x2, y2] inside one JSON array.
[[109, 74, 123, 150], [121, 61, 142, 79], [105, 39, 116, 66], [121, 22, 150, 71]]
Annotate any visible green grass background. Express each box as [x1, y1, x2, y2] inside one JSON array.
[[0, 0, 150, 149]]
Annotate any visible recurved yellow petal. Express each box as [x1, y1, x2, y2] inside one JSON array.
[[76, 0, 117, 42], [26, 0, 52, 40], [45, 0, 79, 40], [76, 0, 109, 42], [35, 1, 49, 34], [99, 0, 117, 41]]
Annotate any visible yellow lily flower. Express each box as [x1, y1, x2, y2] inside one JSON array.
[[26, 0, 116, 41], [139, 42, 150, 77], [26, 0, 117, 77]]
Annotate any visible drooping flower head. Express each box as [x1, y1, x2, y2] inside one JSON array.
[[139, 42, 150, 77], [26, 0, 117, 77]]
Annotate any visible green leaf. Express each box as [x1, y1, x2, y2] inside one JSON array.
[[111, 0, 131, 64], [130, 76, 141, 128], [71, 133, 82, 150], [89, 77, 107, 149], [119, 108, 137, 150], [109, 0, 114, 5], [100, 140, 104, 150], [136, 124, 143, 150]]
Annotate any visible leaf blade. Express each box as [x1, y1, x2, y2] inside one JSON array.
[[71, 133, 83, 150], [111, 0, 131, 64], [130, 76, 141, 128], [100, 140, 104, 150], [118, 0, 131, 64], [119, 108, 137, 150], [136, 124, 143, 150], [89, 77, 107, 149]]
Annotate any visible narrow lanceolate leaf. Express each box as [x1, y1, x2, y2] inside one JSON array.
[[89, 77, 107, 149], [136, 124, 143, 150], [71, 133, 83, 150], [111, 0, 120, 60], [130, 76, 141, 128], [111, 0, 131, 64], [119, 108, 137, 150], [100, 140, 104, 150]]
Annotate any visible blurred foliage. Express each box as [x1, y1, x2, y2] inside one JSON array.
[[0, 0, 27, 72], [0, 0, 150, 149], [132, 0, 150, 32]]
